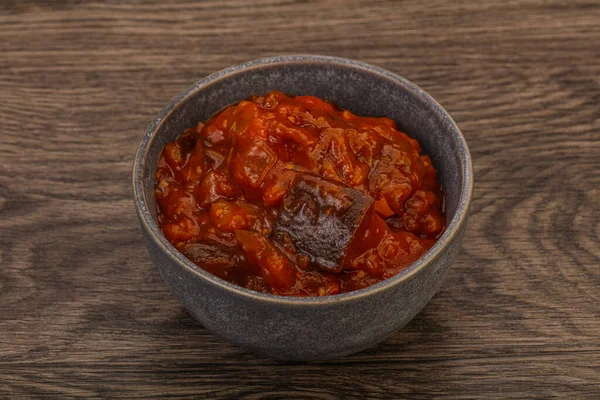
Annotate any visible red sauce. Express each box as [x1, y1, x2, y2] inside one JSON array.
[[155, 91, 445, 296]]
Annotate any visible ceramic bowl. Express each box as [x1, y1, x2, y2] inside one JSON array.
[[133, 55, 473, 360]]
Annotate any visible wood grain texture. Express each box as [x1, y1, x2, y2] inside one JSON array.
[[1, 0, 599, 398]]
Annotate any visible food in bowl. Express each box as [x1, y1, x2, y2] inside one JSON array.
[[135, 55, 473, 360], [155, 90, 445, 296]]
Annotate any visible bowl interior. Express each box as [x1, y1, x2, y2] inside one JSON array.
[[137, 56, 470, 290]]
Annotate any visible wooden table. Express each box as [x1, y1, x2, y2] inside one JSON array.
[[1, 1, 598, 398]]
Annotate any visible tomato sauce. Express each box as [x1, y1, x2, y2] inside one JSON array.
[[155, 91, 445, 296]]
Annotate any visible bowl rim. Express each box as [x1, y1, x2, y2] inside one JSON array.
[[133, 54, 473, 305]]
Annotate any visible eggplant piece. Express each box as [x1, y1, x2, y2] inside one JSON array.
[[183, 241, 243, 281], [272, 173, 374, 273]]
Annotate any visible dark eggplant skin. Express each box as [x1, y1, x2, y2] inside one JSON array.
[[272, 173, 374, 273]]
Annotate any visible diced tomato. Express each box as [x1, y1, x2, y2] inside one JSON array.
[[155, 91, 445, 296]]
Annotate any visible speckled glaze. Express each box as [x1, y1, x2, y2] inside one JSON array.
[[133, 55, 473, 361]]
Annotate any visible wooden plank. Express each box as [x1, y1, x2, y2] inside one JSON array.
[[0, 0, 598, 398]]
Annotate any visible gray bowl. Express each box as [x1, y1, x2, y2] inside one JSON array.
[[133, 55, 473, 361]]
